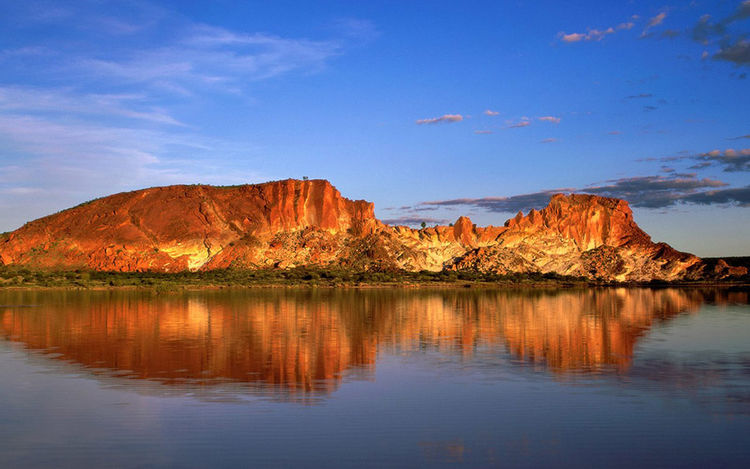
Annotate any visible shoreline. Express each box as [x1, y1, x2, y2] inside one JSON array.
[[1, 280, 748, 292], [2, 265, 748, 291]]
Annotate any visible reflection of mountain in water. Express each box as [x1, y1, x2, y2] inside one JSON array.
[[0, 288, 743, 396]]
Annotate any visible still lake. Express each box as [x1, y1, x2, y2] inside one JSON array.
[[0, 287, 748, 468]]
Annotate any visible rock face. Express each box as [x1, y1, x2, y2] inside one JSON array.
[[0, 179, 744, 281], [0, 180, 379, 272]]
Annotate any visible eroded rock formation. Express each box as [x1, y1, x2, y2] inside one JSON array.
[[0, 179, 745, 281]]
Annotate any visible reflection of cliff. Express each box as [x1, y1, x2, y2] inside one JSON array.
[[498, 288, 705, 372], [0, 288, 731, 395], [0, 291, 373, 395]]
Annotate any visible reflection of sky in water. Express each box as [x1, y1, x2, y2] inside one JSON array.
[[0, 288, 749, 468]]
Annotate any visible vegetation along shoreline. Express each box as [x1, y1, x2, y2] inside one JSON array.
[[1, 266, 748, 291]]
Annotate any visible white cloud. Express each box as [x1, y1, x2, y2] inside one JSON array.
[[559, 14, 647, 44], [78, 28, 340, 93], [0, 86, 186, 126], [416, 114, 464, 125], [559, 26, 616, 43], [587, 28, 615, 41], [507, 118, 531, 128], [538, 116, 561, 124], [648, 12, 667, 28], [640, 12, 668, 38], [483, 109, 499, 116], [560, 32, 585, 43]]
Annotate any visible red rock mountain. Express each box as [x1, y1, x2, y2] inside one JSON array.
[[0, 179, 744, 281]]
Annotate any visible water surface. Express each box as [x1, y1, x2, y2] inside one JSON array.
[[1, 287, 748, 467]]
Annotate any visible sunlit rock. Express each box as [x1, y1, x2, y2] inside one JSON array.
[[0, 179, 745, 281]]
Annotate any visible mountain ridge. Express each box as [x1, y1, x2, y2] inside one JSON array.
[[0, 179, 745, 281]]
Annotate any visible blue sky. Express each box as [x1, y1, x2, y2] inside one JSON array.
[[0, 0, 748, 256]]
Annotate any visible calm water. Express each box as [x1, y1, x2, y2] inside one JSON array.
[[0, 287, 749, 468]]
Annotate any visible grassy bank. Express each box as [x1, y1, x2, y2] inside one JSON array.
[[1, 265, 748, 290], [0, 266, 595, 290]]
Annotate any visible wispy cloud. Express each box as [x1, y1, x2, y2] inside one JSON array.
[[0, 114, 259, 188], [645, 147, 750, 173], [681, 185, 750, 206], [78, 25, 340, 93], [474, 130, 493, 135], [692, 14, 726, 44], [538, 116, 561, 124], [714, 40, 750, 65], [483, 109, 499, 116], [647, 12, 667, 28], [558, 14, 644, 44], [560, 33, 586, 43], [587, 28, 616, 41], [501, 115, 560, 128], [639, 12, 668, 39], [380, 216, 448, 226], [421, 191, 566, 214], [0, 86, 186, 126], [417, 173, 744, 212], [559, 28, 615, 43], [583, 175, 727, 208], [540, 138, 557, 143], [416, 114, 464, 125], [727, 0, 750, 22], [2, 3, 341, 94], [507, 118, 531, 128], [688, 148, 750, 172], [690, 2, 750, 65]]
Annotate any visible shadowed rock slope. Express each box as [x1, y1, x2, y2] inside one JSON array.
[[0, 179, 744, 281]]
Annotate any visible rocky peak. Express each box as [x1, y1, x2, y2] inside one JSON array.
[[504, 193, 651, 251], [246, 178, 377, 233], [452, 216, 476, 246]]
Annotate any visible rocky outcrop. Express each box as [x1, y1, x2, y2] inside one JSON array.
[[0, 179, 379, 272], [0, 179, 745, 281]]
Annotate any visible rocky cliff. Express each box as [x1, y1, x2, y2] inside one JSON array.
[[0, 179, 744, 281]]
